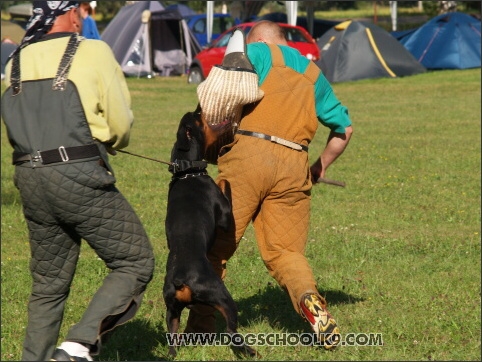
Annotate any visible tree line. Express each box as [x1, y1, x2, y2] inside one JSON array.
[[1, 1, 479, 23]]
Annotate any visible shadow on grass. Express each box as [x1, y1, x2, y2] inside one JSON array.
[[98, 319, 168, 361], [95, 286, 363, 360], [235, 283, 364, 333]]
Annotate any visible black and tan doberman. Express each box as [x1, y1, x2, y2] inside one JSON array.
[[163, 108, 257, 358]]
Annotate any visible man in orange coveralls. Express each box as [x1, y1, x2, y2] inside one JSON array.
[[189, 20, 353, 349]]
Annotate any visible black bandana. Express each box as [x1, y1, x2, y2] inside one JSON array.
[[9, 1, 79, 61], [23, 1, 79, 46]]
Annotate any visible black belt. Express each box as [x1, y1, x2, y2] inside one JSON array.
[[236, 130, 308, 152], [12, 144, 101, 166]]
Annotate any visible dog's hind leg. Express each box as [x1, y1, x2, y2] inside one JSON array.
[[166, 303, 184, 358], [214, 302, 260, 358], [202, 282, 260, 358]]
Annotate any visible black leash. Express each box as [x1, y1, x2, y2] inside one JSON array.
[[117, 149, 208, 175], [117, 149, 174, 166], [118, 149, 346, 187]]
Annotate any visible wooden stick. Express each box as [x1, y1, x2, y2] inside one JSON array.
[[316, 177, 346, 187]]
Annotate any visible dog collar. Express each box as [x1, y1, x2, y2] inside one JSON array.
[[172, 171, 209, 180], [169, 159, 208, 174]]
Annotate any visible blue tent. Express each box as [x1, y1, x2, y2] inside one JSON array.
[[398, 12, 481, 70]]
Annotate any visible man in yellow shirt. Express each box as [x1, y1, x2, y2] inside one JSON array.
[[2, 2, 154, 361]]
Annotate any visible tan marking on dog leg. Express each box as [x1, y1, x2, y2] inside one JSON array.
[[175, 285, 193, 303], [218, 179, 227, 194], [217, 179, 232, 203]]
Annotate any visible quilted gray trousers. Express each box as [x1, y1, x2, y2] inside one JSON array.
[[14, 161, 155, 361]]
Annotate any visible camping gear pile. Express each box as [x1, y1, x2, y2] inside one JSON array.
[[101, 1, 201, 77]]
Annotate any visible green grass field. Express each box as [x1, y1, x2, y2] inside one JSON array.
[[1, 68, 481, 361]]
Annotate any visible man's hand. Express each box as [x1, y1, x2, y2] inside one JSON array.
[[310, 158, 323, 184], [311, 126, 353, 185], [106, 147, 117, 156]]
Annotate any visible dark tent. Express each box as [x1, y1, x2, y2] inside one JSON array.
[[165, 3, 196, 17], [1, 42, 18, 80], [6, 3, 32, 29], [101, 1, 201, 77], [398, 12, 481, 70], [391, 28, 417, 41], [1, 19, 25, 79], [315, 20, 426, 83]]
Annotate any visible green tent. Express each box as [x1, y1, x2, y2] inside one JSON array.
[[316, 20, 426, 83]]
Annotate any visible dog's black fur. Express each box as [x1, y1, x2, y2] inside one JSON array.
[[163, 109, 257, 358]]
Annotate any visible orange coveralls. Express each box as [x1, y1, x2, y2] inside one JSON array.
[[187, 44, 332, 331]]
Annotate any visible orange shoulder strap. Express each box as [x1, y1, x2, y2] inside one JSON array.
[[268, 43, 285, 67], [304, 61, 321, 84]]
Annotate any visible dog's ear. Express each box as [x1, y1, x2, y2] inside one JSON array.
[[176, 112, 195, 151], [186, 126, 193, 141], [176, 125, 192, 151]]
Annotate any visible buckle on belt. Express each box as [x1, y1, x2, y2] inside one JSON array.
[[58, 146, 69, 162], [30, 151, 43, 167]]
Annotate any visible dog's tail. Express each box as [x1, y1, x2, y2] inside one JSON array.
[[173, 280, 193, 304]]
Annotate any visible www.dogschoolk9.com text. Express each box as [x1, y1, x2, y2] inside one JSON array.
[[166, 332, 384, 347]]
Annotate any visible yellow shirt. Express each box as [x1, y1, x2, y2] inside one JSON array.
[[4, 34, 133, 149]]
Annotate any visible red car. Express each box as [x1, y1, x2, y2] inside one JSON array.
[[187, 22, 320, 84]]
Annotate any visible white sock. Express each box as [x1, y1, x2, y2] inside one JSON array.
[[59, 341, 93, 361]]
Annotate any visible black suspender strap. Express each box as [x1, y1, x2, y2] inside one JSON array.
[[9, 34, 83, 95], [52, 34, 82, 91], [10, 47, 21, 96]]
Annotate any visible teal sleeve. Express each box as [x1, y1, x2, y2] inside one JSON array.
[[314, 74, 352, 133], [246, 43, 272, 85]]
